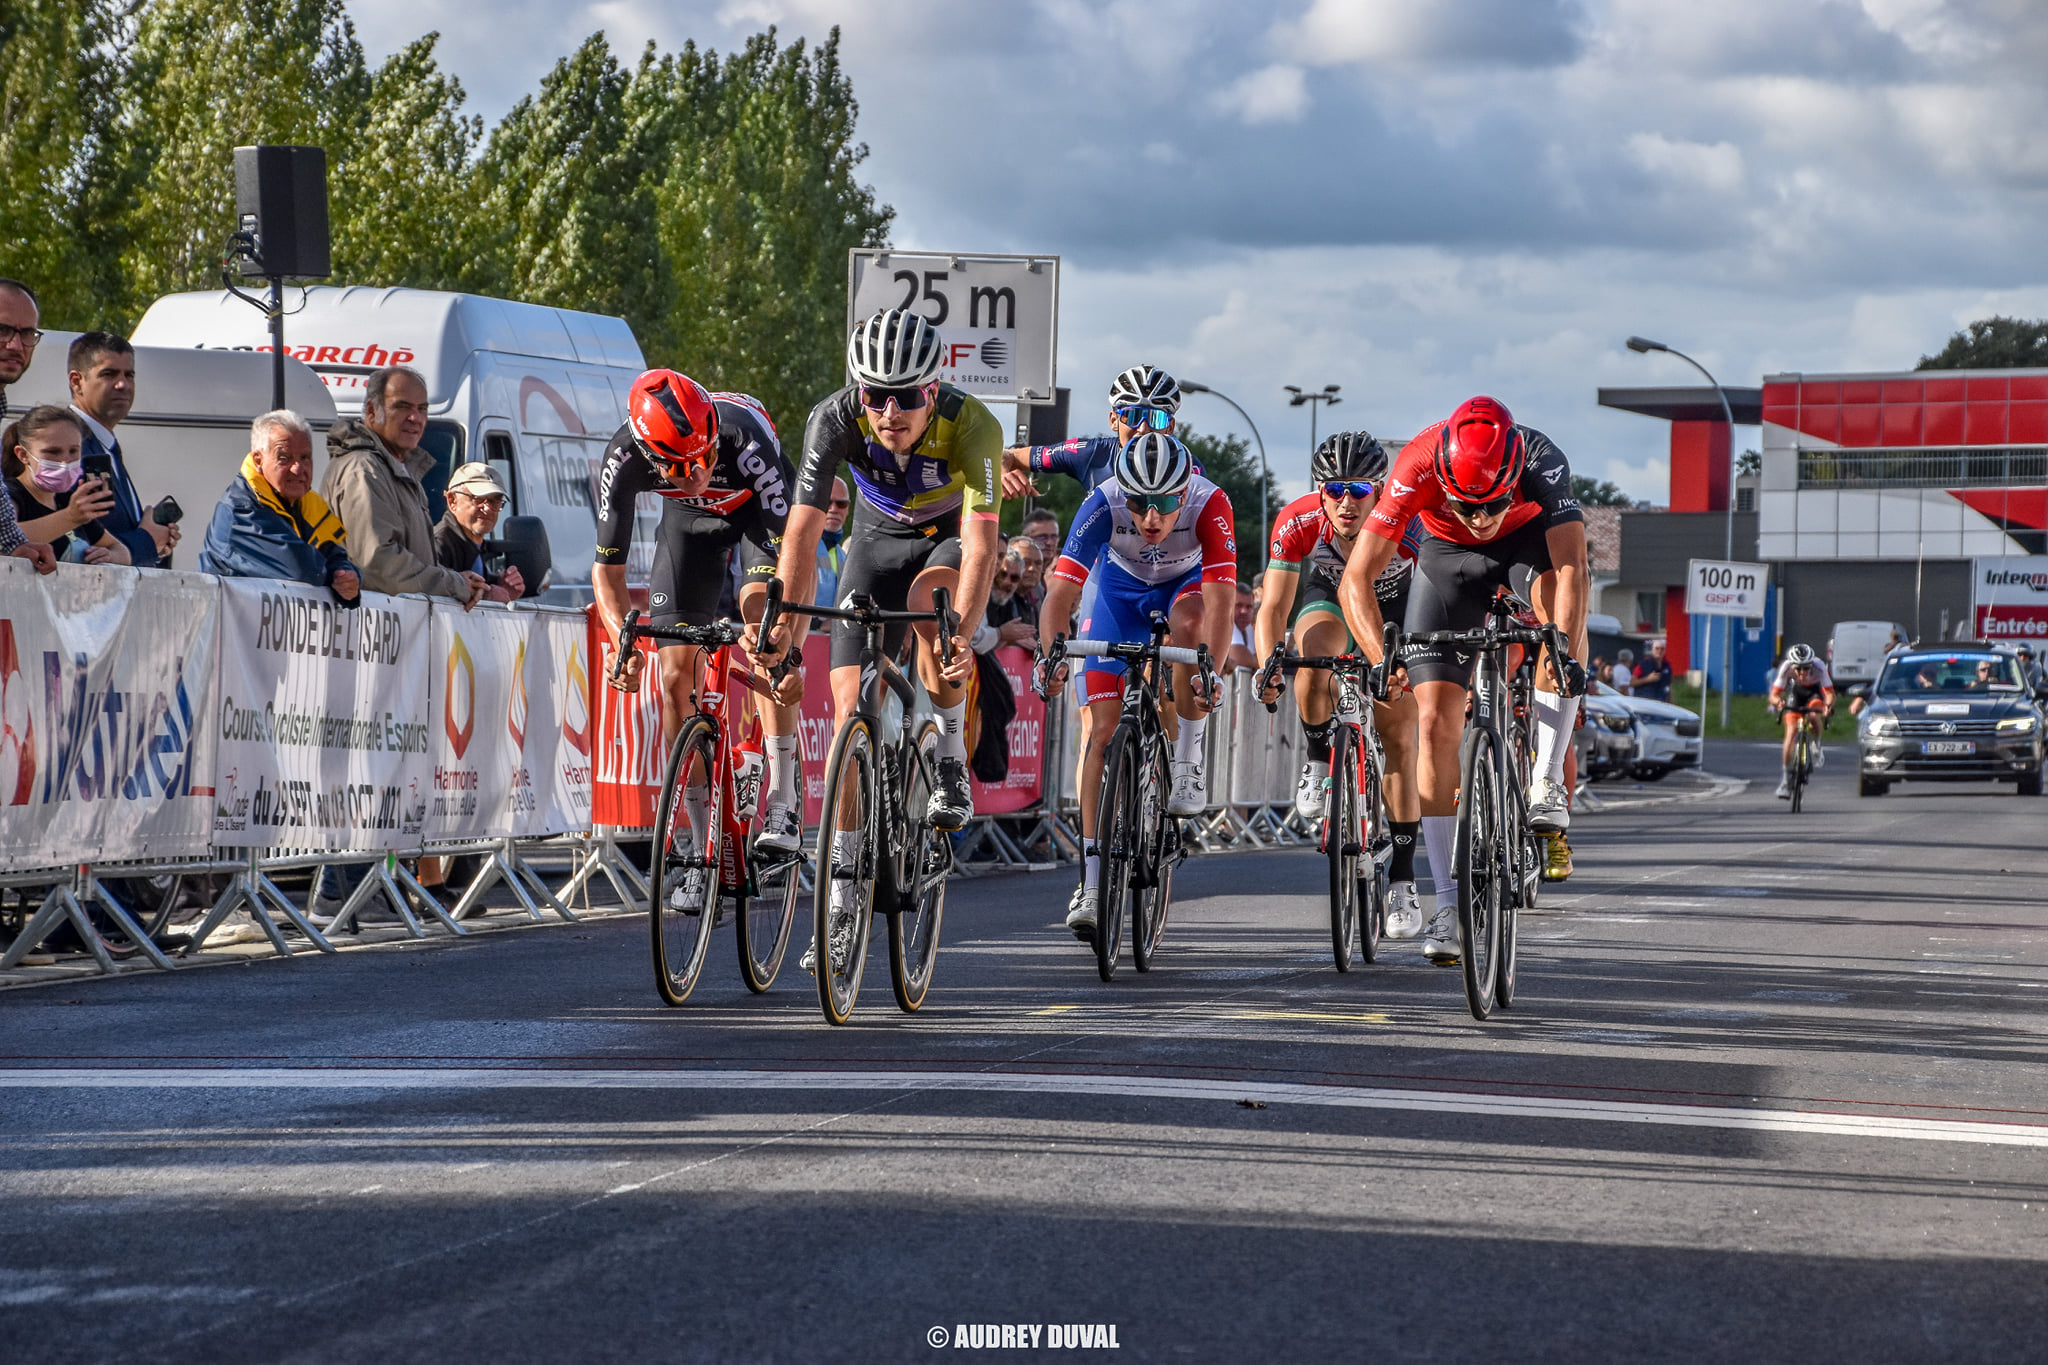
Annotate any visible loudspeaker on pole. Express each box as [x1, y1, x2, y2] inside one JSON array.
[[233, 145, 331, 279]]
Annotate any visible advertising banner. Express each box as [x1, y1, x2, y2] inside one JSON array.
[[1971, 556, 2048, 641], [589, 606, 664, 828], [975, 646, 1043, 816], [210, 579, 430, 851], [0, 562, 220, 865], [427, 604, 552, 840], [533, 610, 594, 835]]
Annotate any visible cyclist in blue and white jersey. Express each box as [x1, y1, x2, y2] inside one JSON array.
[[1033, 433, 1237, 942], [1001, 365, 1184, 499]]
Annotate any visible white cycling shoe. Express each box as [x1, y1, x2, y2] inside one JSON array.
[[1526, 777, 1571, 834], [1168, 761, 1206, 816], [1065, 884, 1099, 943], [754, 792, 801, 855], [1421, 905, 1461, 965], [1294, 760, 1330, 822], [1383, 880, 1424, 939], [800, 880, 859, 974]]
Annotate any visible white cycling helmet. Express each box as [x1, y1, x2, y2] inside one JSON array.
[[1109, 364, 1181, 414], [1114, 431, 1195, 499], [847, 307, 945, 387], [1786, 643, 1816, 667]]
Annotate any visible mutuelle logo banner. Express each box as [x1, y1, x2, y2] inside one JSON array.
[[0, 561, 221, 865], [211, 578, 429, 852]]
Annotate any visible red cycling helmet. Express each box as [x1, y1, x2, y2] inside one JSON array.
[[1433, 395, 1525, 504], [628, 370, 719, 474]]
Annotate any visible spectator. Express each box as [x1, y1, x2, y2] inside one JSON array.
[[815, 477, 849, 618], [3, 406, 127, 565], [1632, 638, 1673, 701], [1007, 533, 1045, 611], [323, 365, 483, 606], [1228, 580, 1258, 671], [1612, 647, 1636, 696], [197, 410, 359, 601], [432, 462, 525, 603], [67, 332, 177, 568], [0, 279, 54, 573], [1250, 569, 1264, 616], [1021, 506, 1061, 564], [979, 549, 1038, 651], [1592, 655, 1611, 686]]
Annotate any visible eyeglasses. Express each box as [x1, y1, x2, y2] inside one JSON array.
[[1322, 481, 1374, 501], [0, 324, 43, 348], [1447, 493, 1512, 518], [1124, 491, 1184, 516], [859, 383, 934, 412], [829, 498, 850, 511], [1115, 405, 1172, 432], [455, 492, 506, 509]]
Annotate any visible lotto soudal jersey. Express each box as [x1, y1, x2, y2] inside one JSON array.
[[1367, 420, 1582, 547], [797, 383, 1002, 525], [1267, 490, 1422, 601], [593, 393, 793, 562], [1051, 475, 1237, 589]]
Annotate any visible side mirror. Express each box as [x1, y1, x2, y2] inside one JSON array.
[[1844, 682, 1869, 700], [497, 515, 552, 599]]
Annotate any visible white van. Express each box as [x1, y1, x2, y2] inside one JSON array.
[[1828, 619, 1909, 683], [133, 286, 655, 597], [6, 333, 336, 561]]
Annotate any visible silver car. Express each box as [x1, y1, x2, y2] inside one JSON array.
[[1590, 681, 1703, 781]]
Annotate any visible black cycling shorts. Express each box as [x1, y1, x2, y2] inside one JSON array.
[[828, 506, 964, 669], [1403, 518, 1556, 689], [1286, 567, 1410, 648], [648, 502, 779, 629]]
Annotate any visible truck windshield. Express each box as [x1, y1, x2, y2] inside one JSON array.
[[1875, 653, 2020, 696]]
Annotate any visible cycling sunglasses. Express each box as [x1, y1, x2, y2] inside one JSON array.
[[1115, 405, 1173, 432], [1447, 492, 1512, 518], [637, 439, 709, 478], [859, 383, 934, 412], [1322, 480, 1375, 501], [1123, 490, 1185, 517]]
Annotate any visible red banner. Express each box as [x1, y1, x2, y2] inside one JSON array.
[[589, 607, 664, 828], [1976, 605, 2048, 641], [976, 645, 1046, 816]]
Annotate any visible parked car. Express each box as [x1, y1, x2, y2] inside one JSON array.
[[1854, 647, 2046, 796], [1586, 681, 1702, 780], [1580, 686, 1639, 780]]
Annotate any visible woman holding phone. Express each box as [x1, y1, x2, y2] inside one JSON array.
[[3, 405, 130, 565]]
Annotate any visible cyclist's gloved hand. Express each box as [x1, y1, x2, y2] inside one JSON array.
[[745, 617, 790, 667], [1558, 656, 1588, 698], [609, 643, 644, 694]]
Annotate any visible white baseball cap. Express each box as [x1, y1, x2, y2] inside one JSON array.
[[446, 462, 508, 499]]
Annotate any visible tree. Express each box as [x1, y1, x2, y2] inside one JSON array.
[[1917, 316, 2048, 370], [1571, 475, 1632, 507]]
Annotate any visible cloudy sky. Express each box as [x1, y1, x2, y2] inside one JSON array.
[[351, 0, 2048, 502]]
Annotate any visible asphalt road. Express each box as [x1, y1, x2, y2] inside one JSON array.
[[3, 740, 2046, 1363]]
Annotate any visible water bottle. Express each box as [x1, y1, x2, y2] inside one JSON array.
[[731, 743, 765, 822], [879, 685, 905, 747]]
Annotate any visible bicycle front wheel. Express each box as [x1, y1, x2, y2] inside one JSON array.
[[737, 840, 801, 995], [813, 715, 879, 1025], [1093, 727, 1137, 981], [1455, 725, 1503, 1021], [1326, 734, 1360, 972], [1791, 729, 1810, 814], [650, 717, 722, 1007], [1357, 727, 1386, 964], [887, 722, 949, 1012], [1131, 733, 1172, 972]]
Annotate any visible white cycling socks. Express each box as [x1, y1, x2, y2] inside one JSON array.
[[1173, 717, 1204, 766], [1421, 814, 1458, 913], [683, 781, 713, 852], [764, 732, 799, 805], [1531, 690, 1579, 785], [1083, 840, 1100, 892], [934, 699, 968, 762]]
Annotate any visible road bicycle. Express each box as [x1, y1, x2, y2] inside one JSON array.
[[1255, 640, 1391, 972], [612, 590, 803, 1006], [1401, 595, 1575, 1020], [1777, 704, 1829, 813], [785, 588, 959, 1025], [1038, 615, 1215, 982]]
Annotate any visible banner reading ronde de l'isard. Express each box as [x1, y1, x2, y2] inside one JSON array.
[[211, 580, 430, 850], [0, 560, 220, 866]]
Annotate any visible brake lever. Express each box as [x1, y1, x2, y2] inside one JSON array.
[[1375, 620, 1402, 703], [1034, 634, 1068, 701], [1255, 643, 1286, 714], [609, 609, 642, 688], [932, 586, 958, 670], [755, 575, 784, 661]]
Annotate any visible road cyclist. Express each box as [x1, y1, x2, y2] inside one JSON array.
[[1032, 432, 1237, 945], [1255, 430, 1426, 940], [750, 306, 1004, 976], [1769, 643, 1835, 804], [592, 370, 807, 906], [1001, 364, 1185, 500], [1336, 395, 1590, 969]]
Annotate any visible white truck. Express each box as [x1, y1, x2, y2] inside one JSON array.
[[1828, 619, 1909, 683], [131, 286, 657, 597]]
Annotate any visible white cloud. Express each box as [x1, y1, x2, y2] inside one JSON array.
[[1212, 64, 1309, 125], [1274, 0, 1582, 68], [1627, 133, 1745, 194]]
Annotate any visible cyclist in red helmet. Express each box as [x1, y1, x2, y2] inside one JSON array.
[[593, 369, 806, 858], [1336, 396, 1589, 966]]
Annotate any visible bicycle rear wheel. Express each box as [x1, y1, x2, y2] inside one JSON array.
[[1326, 735, 1360, 971], [1357, 727, 1386, 964], [813, 716, 878, 1025], [736, 839, 800, 995], [1455, 725, 1503, 1021], [887, 722, 950, 1012], [1093, 728, 1137, 981], [650, 717, 722, 1007], [1131, 734, 1172, 972]]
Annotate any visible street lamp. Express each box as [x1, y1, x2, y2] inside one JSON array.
[[1627, 335, 1738, 733], [1178, 380, 1270, 544], [1285, 384, 1343, 456]]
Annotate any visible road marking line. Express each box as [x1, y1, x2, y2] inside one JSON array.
[[5, 1068, 2045, 1148], [1031, 1005, 1079, 1015], [1229, 1011, 1392, 1024]]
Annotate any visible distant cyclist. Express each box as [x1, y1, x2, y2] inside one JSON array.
[[1768, 643, 1834, 799], [592, 371, 805, 867], [1255, 431, 1427, 939], [1035, 433, 1236, 941], [1336, 396, 1589, 965], [1001, 365, 1185, 498]]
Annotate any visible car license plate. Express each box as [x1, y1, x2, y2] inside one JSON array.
[[1921, 740, 1975, 755]]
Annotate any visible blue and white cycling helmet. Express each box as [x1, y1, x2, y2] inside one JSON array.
[[1114, 431, 1195, 500]]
